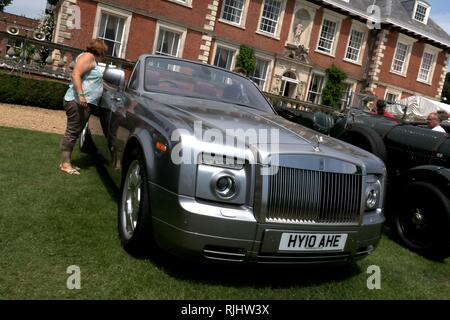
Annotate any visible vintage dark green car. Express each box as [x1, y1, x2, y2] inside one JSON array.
[[277, 104, 450, 258]]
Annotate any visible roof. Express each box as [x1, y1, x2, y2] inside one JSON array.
[[314, 0, 450, 49]]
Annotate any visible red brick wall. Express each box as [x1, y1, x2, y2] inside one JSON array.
[[0, 12, 39, 33], [378, 30, 445, 98], [214, 0, 294, 54], [106, 0, 210, 28], [374, 85, 386, 99], [307, 8, 366, 80], [0, 12, 40, 58], [125, 14, 156, 61]]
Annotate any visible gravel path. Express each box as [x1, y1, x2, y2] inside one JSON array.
[[0, 103, 102, 135]]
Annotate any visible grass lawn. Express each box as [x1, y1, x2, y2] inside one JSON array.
[[0, 126, 449, 300]]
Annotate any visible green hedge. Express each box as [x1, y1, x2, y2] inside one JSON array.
[[0, 72, 68, 110]]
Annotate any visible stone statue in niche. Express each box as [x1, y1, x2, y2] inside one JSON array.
[[291, 9, 311, 47], [294, 23, 304, 45]]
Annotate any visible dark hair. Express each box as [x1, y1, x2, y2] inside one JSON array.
[[86, 39, 108, 58], [376, 100, 386, 115], [233, 67, 247, 76], [376, 100, 387, 109]]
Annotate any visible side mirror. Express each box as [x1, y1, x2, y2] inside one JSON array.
[[103, 67, 126, 92]]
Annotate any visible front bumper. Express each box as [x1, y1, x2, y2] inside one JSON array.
[[149, 182, 385, 265]]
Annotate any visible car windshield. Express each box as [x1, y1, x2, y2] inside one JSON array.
[[144, 56, 274, 113]]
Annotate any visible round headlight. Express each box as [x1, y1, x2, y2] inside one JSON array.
[[366, 189, 379, 210], [215, 176, 236, 199]]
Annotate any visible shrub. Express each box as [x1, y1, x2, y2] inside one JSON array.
[[235, 45, 256, 76], [321, 65, 347, 109], [0, 72, 68, 110]]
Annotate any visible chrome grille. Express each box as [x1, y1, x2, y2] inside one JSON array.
[[266, 167, 362, 224]]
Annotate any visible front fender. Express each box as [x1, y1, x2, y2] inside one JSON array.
[[393, 165, 450, 195]]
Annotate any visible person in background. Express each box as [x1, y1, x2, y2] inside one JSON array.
[[59, 39, 108, 176], [427, 112, 446, 133], [375, 100, 395, 118], [233, 67, 247, 77]]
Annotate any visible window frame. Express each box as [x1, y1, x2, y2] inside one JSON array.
[[344, 22, 367, 65], [256, 0, 287, 39], [412, 1, 430, 24], [307, 72, 325, 104], [384, 88, 402, 103], [153, 21, 187, 58], [315, 10, 344, 57], [127, 61, 141, 91], [92, 4, 132, 59], [390, 34, 416, 77], [249, 54, 273, 92], [164, 0, 193, 8], [417, 44, 441, 85], [211, 42, 239, 70], [219, 0, 250, 29]]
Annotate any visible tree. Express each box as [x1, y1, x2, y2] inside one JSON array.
[[321, 65, 347, 109], [440, 72, 450, 104], [235, 45, 256, 76], [0, 0, 13, 12]]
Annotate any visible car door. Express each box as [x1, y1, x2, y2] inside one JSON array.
[[105, 63, 142, 186]]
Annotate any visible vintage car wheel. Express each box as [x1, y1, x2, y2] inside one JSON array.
[[393, 181, 450, 258], [79, 123, 97, 154], [338, 126, 387, 163], [118, 149, 154, 256]]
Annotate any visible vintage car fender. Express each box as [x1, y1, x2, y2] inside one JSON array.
[[392, 165, 450, 195], [332, 123, 388, 163]]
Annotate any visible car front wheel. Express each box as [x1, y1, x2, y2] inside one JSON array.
[[118, 149, 154, 257], [393, 181, 450, 259]]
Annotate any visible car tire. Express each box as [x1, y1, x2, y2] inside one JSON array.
[[337, 126, 387, 163], [393, 181, 450, 259], [118, 148, 154, 257], [79, 123, 97, 154]]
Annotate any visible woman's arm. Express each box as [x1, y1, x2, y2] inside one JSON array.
[[71, 53, 95, 108]]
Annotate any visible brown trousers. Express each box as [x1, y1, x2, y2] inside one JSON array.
[[60, 100, 92, 152]]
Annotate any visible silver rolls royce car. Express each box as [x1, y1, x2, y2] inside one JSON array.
[[81, 55, 386, 265]]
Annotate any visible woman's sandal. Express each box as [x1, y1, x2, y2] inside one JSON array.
[[59, 164, 80, 176]]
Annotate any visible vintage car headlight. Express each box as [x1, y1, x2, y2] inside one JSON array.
[[195, 154, 247, 205], [365, 176, 381, 211]]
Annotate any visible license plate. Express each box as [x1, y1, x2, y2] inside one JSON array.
[[279, 233, 348, 252]]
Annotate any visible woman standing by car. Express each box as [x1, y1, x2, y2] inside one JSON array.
[[59, 39, 108, 176]]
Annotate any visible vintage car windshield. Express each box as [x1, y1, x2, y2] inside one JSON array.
[[144, 57, 274, 113]]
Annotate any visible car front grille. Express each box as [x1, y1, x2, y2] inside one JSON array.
[[266, 167, 362, 224]]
